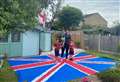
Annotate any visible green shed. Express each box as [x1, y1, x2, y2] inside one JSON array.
[[0, 27, 52, 57]]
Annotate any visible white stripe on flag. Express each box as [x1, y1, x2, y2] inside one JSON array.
[[32, 62, 65, 82]]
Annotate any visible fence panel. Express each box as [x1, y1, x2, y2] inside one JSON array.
[[84, 35, 97, 50], [84, 34, 120, 54], [100, 36, 118, 52]]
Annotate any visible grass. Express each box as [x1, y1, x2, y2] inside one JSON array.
[[97, 68, 120, 82], [86, 50, 120, 61], [0, 59, 18, 82]]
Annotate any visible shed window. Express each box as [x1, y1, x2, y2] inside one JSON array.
[[0, 35, 8, 43], [11, 32, 21, 42]]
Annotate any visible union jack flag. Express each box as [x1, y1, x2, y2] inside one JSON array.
[[8, 53, 115, 82], [38, 10, 46, 25]]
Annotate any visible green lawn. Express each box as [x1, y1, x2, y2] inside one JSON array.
[[86, 50, 120, 61], [0, 59, 17, 82]]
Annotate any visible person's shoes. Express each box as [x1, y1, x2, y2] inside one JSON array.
[[66, 57, 68, 59], [69, 58, 73, 61]]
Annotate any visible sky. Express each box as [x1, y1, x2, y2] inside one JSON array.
[[63, 0, 120, 27]]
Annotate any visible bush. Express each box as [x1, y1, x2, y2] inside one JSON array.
[[75, 41, 80, 48], [97, 69, 120, 82], [0, 60, 18, 82], [117, 43, 120, 53]]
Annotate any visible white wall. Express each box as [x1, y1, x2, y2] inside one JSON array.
[[22, 31, 39, 56]]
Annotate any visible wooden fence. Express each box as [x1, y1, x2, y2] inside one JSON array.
[[84, 34, 120, 54], [52, 31, 120, 54]]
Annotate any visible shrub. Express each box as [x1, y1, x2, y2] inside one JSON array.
[[117, 43, 120, 53], [97, 69, 120, 82], [75, 41, 80, 48]]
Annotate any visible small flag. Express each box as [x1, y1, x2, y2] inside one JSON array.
[[38, 10, 46, 25]]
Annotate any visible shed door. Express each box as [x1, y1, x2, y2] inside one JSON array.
[[9, 32, 22, 57], [39, 32, 52, 51], [22, 31, 39, 56]]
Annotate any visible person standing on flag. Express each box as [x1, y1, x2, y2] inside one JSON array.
[[61, 30, 71, 59]]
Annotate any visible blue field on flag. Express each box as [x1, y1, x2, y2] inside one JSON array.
[[77, 57, 114, 72], [8, 53, 115, 82], [16, 64, 55, 82], [74, 52, 89, 57], [46, 64, 87, 82], [29, 55, 52, 59]]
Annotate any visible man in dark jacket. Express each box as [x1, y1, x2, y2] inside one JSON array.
[[61, 30, 71, 59]]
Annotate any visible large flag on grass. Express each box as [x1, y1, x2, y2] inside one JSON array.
[[8, 53, 115, 82]]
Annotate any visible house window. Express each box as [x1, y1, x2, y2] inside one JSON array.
[[11, 32, 21, 42], [0, 35, 8, 43]]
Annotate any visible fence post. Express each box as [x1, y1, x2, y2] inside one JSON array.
[[98, 34, 101, 51], [80, 31, 85, 49]]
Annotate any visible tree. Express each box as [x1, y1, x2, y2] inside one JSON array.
[[46, 0, 64, 29], [56, 6, 83, 30], [0, 0, 54, 36], [47, 0, 63, 29], [111, 24, 120, 35], [81, 25, 94, 34], [81, 24, 110, 35], [51, 21, 63, 30]]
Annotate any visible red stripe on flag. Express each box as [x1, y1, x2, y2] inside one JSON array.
[[65, 59, 97, 75], [11, 60, 55, 71], [36, 61, 64, 82], [48, 54, 56, 59], [48, 54, 97, 75], [48, 54, 61, 61]]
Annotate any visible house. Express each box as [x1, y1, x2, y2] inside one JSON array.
[[0, 26, 52, 57], [83, 13, 108, 27], [76, 13, 108, 30]]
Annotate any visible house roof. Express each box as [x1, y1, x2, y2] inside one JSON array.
[[84, 13, 107, 23], [84, 13, 98, 18]]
